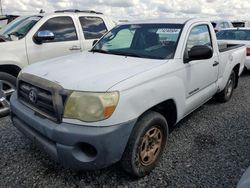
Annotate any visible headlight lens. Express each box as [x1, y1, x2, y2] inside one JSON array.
[[64, 91, 119, 122]]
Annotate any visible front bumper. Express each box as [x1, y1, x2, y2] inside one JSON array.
[[10, 92, 136, 170]]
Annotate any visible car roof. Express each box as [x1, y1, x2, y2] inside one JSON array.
[[220, 28, 250, 31], [212, 20, 230, 23], [120, 18, 209, 25]]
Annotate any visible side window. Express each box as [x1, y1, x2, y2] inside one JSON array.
[[79, 17, 108, 40], [185, 25, 213, 53], [37, 16, 78, 42]]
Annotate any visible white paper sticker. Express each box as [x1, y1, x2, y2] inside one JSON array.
[[156, 28, 181, 34]]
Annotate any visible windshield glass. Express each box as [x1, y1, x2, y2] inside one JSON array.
[[217, 30, 250, 41], [0, 16, 42, 40], [92, 23, 183, 59], [0, 19, 8, 29]]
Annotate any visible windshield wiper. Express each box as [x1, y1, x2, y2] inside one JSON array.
[[110, 51, 163, 59], [8, 31, 23, 38], [90, 49, 110, 54], [91, 49, 164, 59], [110, 51, 145, 58]]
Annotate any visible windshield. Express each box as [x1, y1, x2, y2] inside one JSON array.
[[91, 23, 183, 59], [0, 16, 42, 40], [217, 30, 250, 41], [0, 19, 8, 29]]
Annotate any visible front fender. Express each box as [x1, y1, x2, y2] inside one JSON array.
[[0, 40, 28, 68], [115, 75, 185, 123]]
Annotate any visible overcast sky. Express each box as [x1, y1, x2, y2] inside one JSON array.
[[1, 0, 250, 21]]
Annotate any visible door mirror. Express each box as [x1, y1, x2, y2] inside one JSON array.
[[92, 39, 98, 46], [185, 45, 213, 63], [33, 30, 55, 44]]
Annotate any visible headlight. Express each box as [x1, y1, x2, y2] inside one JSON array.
[[64, 91, 119, 122]]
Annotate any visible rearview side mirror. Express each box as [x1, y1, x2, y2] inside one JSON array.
[[33, 30, 55, 44], [184, 45, 213, 63]]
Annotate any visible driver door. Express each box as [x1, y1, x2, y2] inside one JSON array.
[[26, 16, 81, 64], [184, 24, 219, 97], [184, 24, 219, 114]]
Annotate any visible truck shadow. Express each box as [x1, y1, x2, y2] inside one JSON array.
[[240, 68, 250, 77]]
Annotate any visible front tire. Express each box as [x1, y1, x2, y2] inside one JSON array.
[[216, 70, 235, 102], [0, 72, 17, 117], [121, 111, 169, 177]]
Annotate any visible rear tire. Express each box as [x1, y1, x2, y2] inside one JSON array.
[[121, 111, 169, 177], [216, 70, 235, 103]]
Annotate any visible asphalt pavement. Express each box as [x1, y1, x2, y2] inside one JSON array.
[[0, 71, 250, 188]]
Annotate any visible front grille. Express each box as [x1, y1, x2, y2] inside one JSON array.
[[18, 81, 59, 122]]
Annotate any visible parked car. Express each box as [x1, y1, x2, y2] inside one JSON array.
[[216, 28, 250, 70], [212, 20, 233, 32], [10, 18, 246, 177], [0, 10, 115, 117], [0, 15, 19, 29], [232, 20, 250, 28]]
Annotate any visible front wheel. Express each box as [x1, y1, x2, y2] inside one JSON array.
[[216, 70, 235, 103], [121, 111, 169, 177], [0, 72, 16, 117]]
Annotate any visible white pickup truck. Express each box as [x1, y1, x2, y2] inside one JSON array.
[[0, 10, 115, 116], [10, 18, 246, 177]]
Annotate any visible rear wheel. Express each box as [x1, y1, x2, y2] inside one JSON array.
[[216, 71, 235, 102], [121, 111, 169, 177], [0, 72, 16, 117]]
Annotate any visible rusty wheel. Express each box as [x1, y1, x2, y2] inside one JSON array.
[[216, 70, 235, 102], [121, 111, 169, 177], [140, 127, 163, 166]]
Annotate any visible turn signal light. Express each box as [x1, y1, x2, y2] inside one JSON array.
[[247, 48, 250, 56]]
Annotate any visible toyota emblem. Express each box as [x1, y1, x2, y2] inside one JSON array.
[[29, 89, 38, 103]]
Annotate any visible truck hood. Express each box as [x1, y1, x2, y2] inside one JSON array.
[[22, 52, 167, 91]]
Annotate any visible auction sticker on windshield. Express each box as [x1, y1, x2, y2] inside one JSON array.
[[157, 28, 181, 34]]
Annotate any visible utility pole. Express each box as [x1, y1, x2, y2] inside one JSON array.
[[0, 0, 3, 15]]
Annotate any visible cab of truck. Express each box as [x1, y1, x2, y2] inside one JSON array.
[[0, 10, 115, 117]]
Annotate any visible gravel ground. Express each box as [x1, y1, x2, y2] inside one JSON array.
[[1, 71, 250, 188]]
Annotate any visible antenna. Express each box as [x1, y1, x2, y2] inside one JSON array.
[[0, 0, 3, 15]]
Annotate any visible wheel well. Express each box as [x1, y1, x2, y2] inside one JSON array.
[[233, 64, 240, 88], [149, 99, 177, 129], [0, 65, 21, 78]]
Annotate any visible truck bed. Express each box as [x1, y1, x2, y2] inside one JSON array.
[[218, 42, 245, 52]]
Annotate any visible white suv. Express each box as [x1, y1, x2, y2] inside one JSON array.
[[0, 10, 115, 116], [212, 20, 233, 32]]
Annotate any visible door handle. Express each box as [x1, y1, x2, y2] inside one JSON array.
[[213, 61, 219, 66], [69, 46, 81, 51]]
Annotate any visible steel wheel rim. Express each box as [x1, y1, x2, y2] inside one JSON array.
[[140, 127, 163, 166], [226, 79, 233, 97], [0, 80, 15, 101]]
